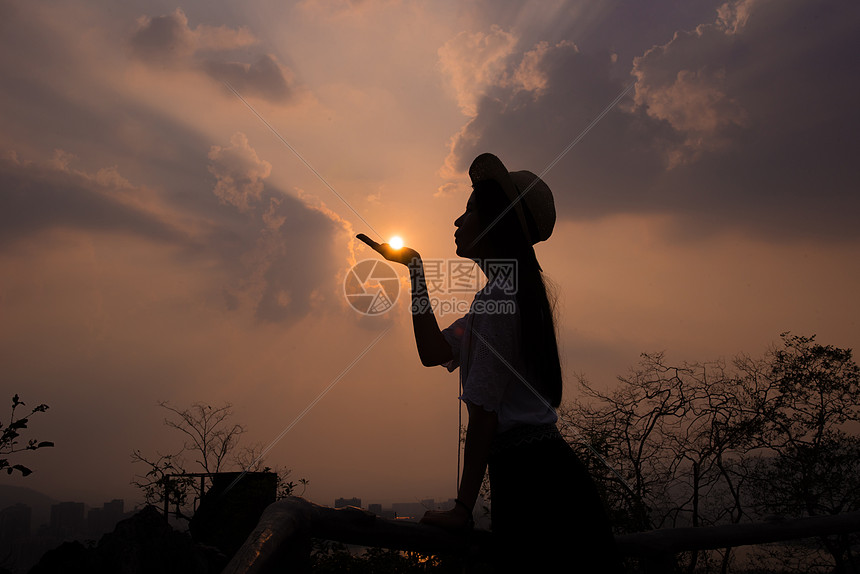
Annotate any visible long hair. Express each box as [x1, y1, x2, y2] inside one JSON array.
[[473, 181, 563, 407]]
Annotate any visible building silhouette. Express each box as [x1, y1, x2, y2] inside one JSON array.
[[0, 503, 31, 543], [0, 497, 129, 572], [335, 496, 486, 526], [49, 501, 85, 540], [87, 499, 125, 538]]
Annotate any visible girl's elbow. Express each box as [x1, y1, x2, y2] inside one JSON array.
[[419, 353, 444, 367], [418, 347, 452, 367]]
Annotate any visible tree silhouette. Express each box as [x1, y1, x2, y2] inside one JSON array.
[[561, 333, 860, 573], [742, 334, 860, 571], [1, 394, 53, 477], [131, 401, 246, 519], [159, 401, 245, 474]]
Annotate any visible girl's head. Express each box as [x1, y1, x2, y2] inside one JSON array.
[[456, 153, 563, 408], [454, 154, 555, 262], [454, 179, 526, 261]]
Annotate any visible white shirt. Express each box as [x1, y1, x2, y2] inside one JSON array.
[[441, 279, 558, 433]]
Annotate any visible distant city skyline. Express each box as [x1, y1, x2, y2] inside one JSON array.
[[0, 493, 130, 573]]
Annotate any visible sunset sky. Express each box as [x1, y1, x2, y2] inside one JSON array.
[[2, 0, 859, 510]]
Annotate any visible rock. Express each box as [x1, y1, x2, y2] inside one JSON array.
[[29, 506, 226, 574]]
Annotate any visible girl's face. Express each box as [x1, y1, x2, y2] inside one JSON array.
[[454, 191, 484, 260]]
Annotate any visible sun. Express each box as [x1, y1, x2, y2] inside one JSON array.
[[389, 236, 404, 250]]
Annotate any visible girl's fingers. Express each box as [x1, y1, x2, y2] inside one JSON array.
[[357, 234, 395, 260], [356, 233, 379, 250]]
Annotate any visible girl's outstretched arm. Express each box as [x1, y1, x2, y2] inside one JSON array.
[[407, 257, 453, 366], [356, 234, 452, 366]]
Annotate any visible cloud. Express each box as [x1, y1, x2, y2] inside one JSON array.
[[442, 0, 860, 241], [634, 66, 747, 166], [441, 39, 671, 211], [437, 25, 519, 116], [201, 55, 293, 103], [129, 9, 293, 103], [129, 9, 258, 63], [128, 9, 197, 66], [296, 0, 404, 19], [1, 4, 344, 326], [230, 192, 346, 324], [203, 133, 349, 324], [632, 0, 860, 238], [204, 134, 348, 323], [0, 152, 188, 248], [1, 135, 344, 325], [208, 132, 273, 212], [195, 22, 259, 53]]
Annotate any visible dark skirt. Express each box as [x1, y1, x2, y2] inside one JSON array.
[[487, 424, 622, 573]]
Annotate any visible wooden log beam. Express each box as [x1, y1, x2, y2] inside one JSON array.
[[222, 496, 860, 572], [616, 511, 860, 556], [222, 496, 490, 574]]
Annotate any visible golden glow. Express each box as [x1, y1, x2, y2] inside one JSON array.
[[389, 236, 404, 250]]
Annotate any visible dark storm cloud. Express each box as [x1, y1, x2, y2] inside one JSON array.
[[632, 0, 860, 240], [252, 195, 340, 323], [0, 155, 188, 246], [447, 41, 676, 218], [129, 9, 294, 104], [469, 0, 724, 68], [212, 187, 343, 325], [448, 0, 860, 241], [205, 133, 345, 323], [201, 55, 292, 103], [128, 10, 195, 66], [0, 142, 342, 325]]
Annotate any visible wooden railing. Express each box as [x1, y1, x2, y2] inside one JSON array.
[[222, 496, 860, 573]]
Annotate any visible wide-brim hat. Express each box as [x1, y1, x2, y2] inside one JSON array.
[[468, 153, 556, 244]]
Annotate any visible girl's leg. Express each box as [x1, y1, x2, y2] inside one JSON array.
[[489, 438, 620, 573]]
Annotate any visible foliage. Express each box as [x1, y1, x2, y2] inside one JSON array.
[[741, 334, 860, 571], [309, 540, 490, 573], [0, 394, 54, 477], [130, 449, 197, 519], [275, 475, 310, 500], [561, 333, 860, 573], [233, 442, 308, 499]]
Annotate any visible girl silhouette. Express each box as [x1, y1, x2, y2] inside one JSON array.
[[358, 153, 619, 573]]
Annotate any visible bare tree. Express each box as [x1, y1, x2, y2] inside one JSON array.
[[561, 355, 748, 533], [561, 333, 860, 573], [158, 401, 245, 474]]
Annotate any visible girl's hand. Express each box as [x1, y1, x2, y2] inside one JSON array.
[[356, 233, 421, 267]]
